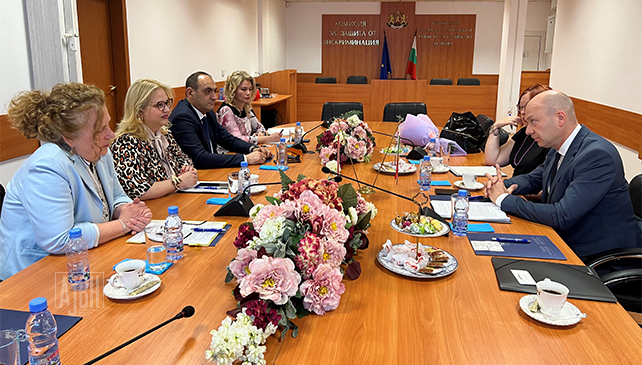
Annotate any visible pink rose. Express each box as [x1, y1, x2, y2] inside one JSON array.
[[300, 264, 346, 315], [229, 248, 258, 280], [239, 256, 301, 305]]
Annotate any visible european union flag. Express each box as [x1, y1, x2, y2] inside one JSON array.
[[380, 34, 392, 79]]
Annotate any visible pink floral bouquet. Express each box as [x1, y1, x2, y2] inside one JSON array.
[[207, 172, 377, 364], [316, 112, 376, 170]]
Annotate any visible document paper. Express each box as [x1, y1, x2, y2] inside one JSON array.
[[431, 200, 511, 223], [449, 166, 508, 177]]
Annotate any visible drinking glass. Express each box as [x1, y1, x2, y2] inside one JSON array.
[[228, 172, 239, 198], [440, 143, 451, 168], [145, 225, 166, 272], [0, 329, 21, 365]]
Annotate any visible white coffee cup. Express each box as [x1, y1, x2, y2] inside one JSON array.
[[430, 157, 444, 170], [109, 259, 146, 291], [536, 278, 569, 317], [250, 174, 259, 185], [463, 172, 476, 187]]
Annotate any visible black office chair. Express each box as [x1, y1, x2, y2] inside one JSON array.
[[457, 78, 481, 86], [321, 102, 364, 124], [586, 174, 642, 325], [315, 77, 337, 84], [429, 78, 453, 85], [382, 102, 427, 122], [0, 183, 4, 218], [347, 76, 367, 84]]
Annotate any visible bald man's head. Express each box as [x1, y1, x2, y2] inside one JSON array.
[[525, 90, 579, 150]]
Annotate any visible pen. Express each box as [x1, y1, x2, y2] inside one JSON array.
[[200, 186, 226, 190], [491, 237, 531, 243], [193, 228, 224, 232], [469, 196, 485, 200]]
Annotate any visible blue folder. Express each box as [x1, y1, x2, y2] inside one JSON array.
[[468, 233, 566, 260]]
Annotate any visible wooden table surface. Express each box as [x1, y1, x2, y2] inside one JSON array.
[[1, 122, 640, 365]]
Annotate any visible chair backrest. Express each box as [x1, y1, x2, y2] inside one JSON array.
[[630, 174, 642, 221], [347, 76, 367, 84], [315, 77, 337, 84], [457, 78, 481, 85], [429, 78, 453, 85], [0, 184, 5, 218], [321, 102, 364, 122], [382, 102, 427, 122]]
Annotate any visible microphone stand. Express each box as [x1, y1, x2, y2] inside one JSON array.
[[83, 306, 195, 364], [290, 122, 326, 154], [214, 181, 283, 217]]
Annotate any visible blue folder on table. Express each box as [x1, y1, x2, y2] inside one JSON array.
[[467, 233, 566, 260], [0, 308, 82, 365]]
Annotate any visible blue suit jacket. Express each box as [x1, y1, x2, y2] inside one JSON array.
[[501, 126, 641, 260], [169, 99, 254, 169], [0, 143, 131, 280]]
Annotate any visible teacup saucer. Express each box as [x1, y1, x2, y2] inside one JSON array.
[[519, 295, 583, 326], [432, 165, 450, 174], [104, 273, 161, 300], [454, 180, 484, 191]]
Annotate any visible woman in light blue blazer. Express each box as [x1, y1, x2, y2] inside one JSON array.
[[0, 83, 153, 280]]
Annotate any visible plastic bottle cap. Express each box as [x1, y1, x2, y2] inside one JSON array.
[[458, 190, 467, 196], [423, 155, 430, 161], [280, 138, 286, 142], [29, 297, 48, 312], [430, 138, 436, 142], [296, 122, 301, 126], [69, 228, 82, 239], [168, 205, 179, 214], [241, 161, 248, 167]]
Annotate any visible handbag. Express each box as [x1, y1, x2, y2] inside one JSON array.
[[439, 112, 486, 153]]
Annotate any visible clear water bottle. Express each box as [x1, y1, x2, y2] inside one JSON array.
[[452, 190, 469, 237], [164, 206, 184, 261], [427, 138, 438, 157], [294, 122, 303, 144], [419, 155, 432, 191], [239, 161, 251, 195], [66, 227, 90, 291], [277, 138, 288, 170], [26, 297, 61, 365]]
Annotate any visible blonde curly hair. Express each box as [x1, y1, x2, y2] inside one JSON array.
[[116, 79, 175, 140], [224, 70, 256, 115], [8, 83, 105, 151]]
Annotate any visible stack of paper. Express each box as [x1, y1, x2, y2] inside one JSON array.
[[179, 181, 228, 194], [127, 220, 228, 246], [449, 166, 508, 177], [431, 200, 511, 223]]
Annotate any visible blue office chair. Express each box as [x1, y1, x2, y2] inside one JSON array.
[[382, 102, 427, 122], [430, 78, 453, 85], [315, 77, 337, 84]]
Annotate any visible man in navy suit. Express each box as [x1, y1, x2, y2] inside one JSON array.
[[485, 90, 640, 261], [170, 71, 272, 168]]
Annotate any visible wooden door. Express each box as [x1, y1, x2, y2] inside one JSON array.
[[76, 0, 130, 131]]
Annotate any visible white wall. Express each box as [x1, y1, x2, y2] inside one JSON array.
[[126, 0, 261, 86], [286, 2, 550, 75], [549, 0, 642, 180], [262, 0, 287, 73], [1, 0, 33, 186]]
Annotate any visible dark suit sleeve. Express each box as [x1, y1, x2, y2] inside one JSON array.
[[170, 103, 245, 169], [501, 147, 616, 231], [504, 161, 546, 196], [211, 117, 255, 154]]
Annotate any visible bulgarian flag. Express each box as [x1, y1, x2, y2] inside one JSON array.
[[405, 33, 417, 80]]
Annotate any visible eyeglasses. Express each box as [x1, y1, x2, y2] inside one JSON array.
[[152, 98, 174, 111]]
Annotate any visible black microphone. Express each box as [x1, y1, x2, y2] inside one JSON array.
[[83, 306, 195, 365], [214, 181, 283, 217], [321, 167, 449, 230], [291, 122, 326, 154]]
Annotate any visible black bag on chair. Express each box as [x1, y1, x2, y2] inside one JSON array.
[[439, 112, 486, 153]]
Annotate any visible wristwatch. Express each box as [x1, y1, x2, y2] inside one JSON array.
[[171, 175, 182, 191], [492, 127, 501, 136]]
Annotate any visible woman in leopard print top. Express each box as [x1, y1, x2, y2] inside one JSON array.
[[111, 79, 198, 200]]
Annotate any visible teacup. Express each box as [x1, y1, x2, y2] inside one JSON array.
[[536, 278, 569, 317], [430, 157, 444, 170], [250, 174, 259, 185], [228, 172, 239, 196], [463, 172, 477, 187], [109, 260, 146, 291]]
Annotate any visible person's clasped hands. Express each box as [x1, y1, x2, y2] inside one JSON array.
[[484, 164, 518, 204], [178, 165, 199, 189], [247, 146, 273, 164], [117, 198, 153, 234]]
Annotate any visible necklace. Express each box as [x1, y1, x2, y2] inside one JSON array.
[[513, 135, 536, 166]]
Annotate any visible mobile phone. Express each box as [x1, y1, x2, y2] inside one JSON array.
[[435, 188, 459, 195]]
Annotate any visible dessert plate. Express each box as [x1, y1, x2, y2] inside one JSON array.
[[454, 180, 484, 191], [377, 244, 458, 279], [519, 295, 584, 326], [104, 273, 161, 300], [390, 219, 450, 238]]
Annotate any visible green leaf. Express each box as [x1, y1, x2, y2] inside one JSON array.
[[355, 211, 372, 231], [265, 196, 282, 205], [262, 243, 277, 254], [296, 306, 310, 319], [224, 267, 235, 284], [280, 170, 294, 190], [338, 110, 363, 120], [338, 184, 358, 209], [297, 174, 307, 182], [290, 321, 299, 338], [284, 299, 297, 319]]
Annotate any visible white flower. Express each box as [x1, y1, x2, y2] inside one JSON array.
[[258, 216, 286, 243], [348, 206, 358, 225], [325, 161, 338, 173], [249, 204, 264, 219], [346, 114, 361, 127], [365, 202, 378, 219]]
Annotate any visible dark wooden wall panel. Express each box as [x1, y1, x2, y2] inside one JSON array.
[[297, 83, 371, 122], [379, 2, 416, 79], [425, 85, 498, 127], [520, 71, 551, 93], [0, 114, 40, 161], [370, 80, 427, 121]]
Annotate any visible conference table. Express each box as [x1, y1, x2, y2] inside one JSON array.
[[1, 122, 640, 364]]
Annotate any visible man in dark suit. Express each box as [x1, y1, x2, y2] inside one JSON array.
[[169, 71, 272, 168], [485, 90, 641, 261]]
